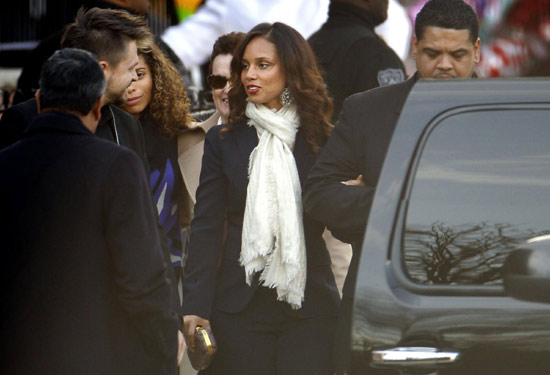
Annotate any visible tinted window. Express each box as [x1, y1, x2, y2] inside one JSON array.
[[404, 109, 550, 285]]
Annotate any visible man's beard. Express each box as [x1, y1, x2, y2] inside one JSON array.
[[105, 86, 127, 106]]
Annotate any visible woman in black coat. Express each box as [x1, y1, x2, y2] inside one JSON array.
[[182, 22, 341, 375]]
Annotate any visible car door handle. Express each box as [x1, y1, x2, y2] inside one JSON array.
[[371, 347, 461, 368]]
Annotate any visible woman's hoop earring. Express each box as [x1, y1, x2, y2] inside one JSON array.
[[280, 87, 293, 106]]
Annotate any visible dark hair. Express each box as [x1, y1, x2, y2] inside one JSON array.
[[39, 48, 106, 115], [61, 7, 153, 67], [415, 0, 479, 44], [209, 32, 246, 73], [139, 42, 193, 137], [227, 22, 332, 153]]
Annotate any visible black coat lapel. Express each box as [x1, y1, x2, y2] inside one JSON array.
[[234, 122, 258, 168]]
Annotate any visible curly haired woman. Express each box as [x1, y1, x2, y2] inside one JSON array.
[[120, 40, 193, 286]]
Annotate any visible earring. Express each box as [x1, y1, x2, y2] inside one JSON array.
[[280, 87, 293, 106]]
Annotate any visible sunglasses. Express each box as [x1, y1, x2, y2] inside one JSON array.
[[207, 74, 230, 90]]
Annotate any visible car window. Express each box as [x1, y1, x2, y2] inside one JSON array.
[[403, 109, 550, 285]]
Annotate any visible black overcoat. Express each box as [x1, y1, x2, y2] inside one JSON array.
[[0, 112, 179, 375]]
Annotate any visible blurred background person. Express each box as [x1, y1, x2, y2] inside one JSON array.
[[181, 22, 340, 375], [309, 0, 406, 122], [120, 40, 193, 295]]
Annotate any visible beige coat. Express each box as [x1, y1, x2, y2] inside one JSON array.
[[177, 111, 220, 229], [177, 112, 219, 375]]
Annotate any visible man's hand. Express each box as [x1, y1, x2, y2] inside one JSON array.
[[177, 330, 185, 365], [183, 315, 211, 351], [341, 174, 365, 187]]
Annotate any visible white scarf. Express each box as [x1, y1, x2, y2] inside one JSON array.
[[240, 101, 307, 309]]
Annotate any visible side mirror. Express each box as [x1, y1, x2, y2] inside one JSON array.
[[503, 239, 550, 303]]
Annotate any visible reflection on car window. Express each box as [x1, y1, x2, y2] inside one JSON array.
[[404, 109, 550, 285]]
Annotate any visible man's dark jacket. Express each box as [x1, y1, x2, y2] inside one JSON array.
[[303, 73, 418, 374], [0, 112, 179, 375], [308, 2, 406, 122]]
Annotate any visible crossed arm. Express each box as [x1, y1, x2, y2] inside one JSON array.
[[304, 99, 375, 245]]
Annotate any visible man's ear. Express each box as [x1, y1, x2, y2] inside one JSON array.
[[91, 95, 103, 122], [35, 89, 42, 114], [99, 61, 109, 78], [411, 35, 418, 59], [473, 37, 481, 63]]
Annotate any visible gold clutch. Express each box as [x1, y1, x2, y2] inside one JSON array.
[[187, 326, 217, 370]]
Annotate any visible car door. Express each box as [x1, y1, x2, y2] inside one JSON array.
[[351, 80, 550, 375]]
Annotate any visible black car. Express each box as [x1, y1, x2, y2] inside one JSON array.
[[350, 78, 550, 375]]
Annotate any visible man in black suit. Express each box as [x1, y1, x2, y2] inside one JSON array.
[[303, 1, 481, 373], [0, 48, 183, 375]]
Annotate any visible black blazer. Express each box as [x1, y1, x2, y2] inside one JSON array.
[[182, 120, 340, 320], [0, 112, 179, 375]]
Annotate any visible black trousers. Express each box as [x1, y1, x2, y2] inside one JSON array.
[[207, 287, 337, 375]]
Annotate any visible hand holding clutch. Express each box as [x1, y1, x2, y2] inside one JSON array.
[[187, 326, 217, 370]]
